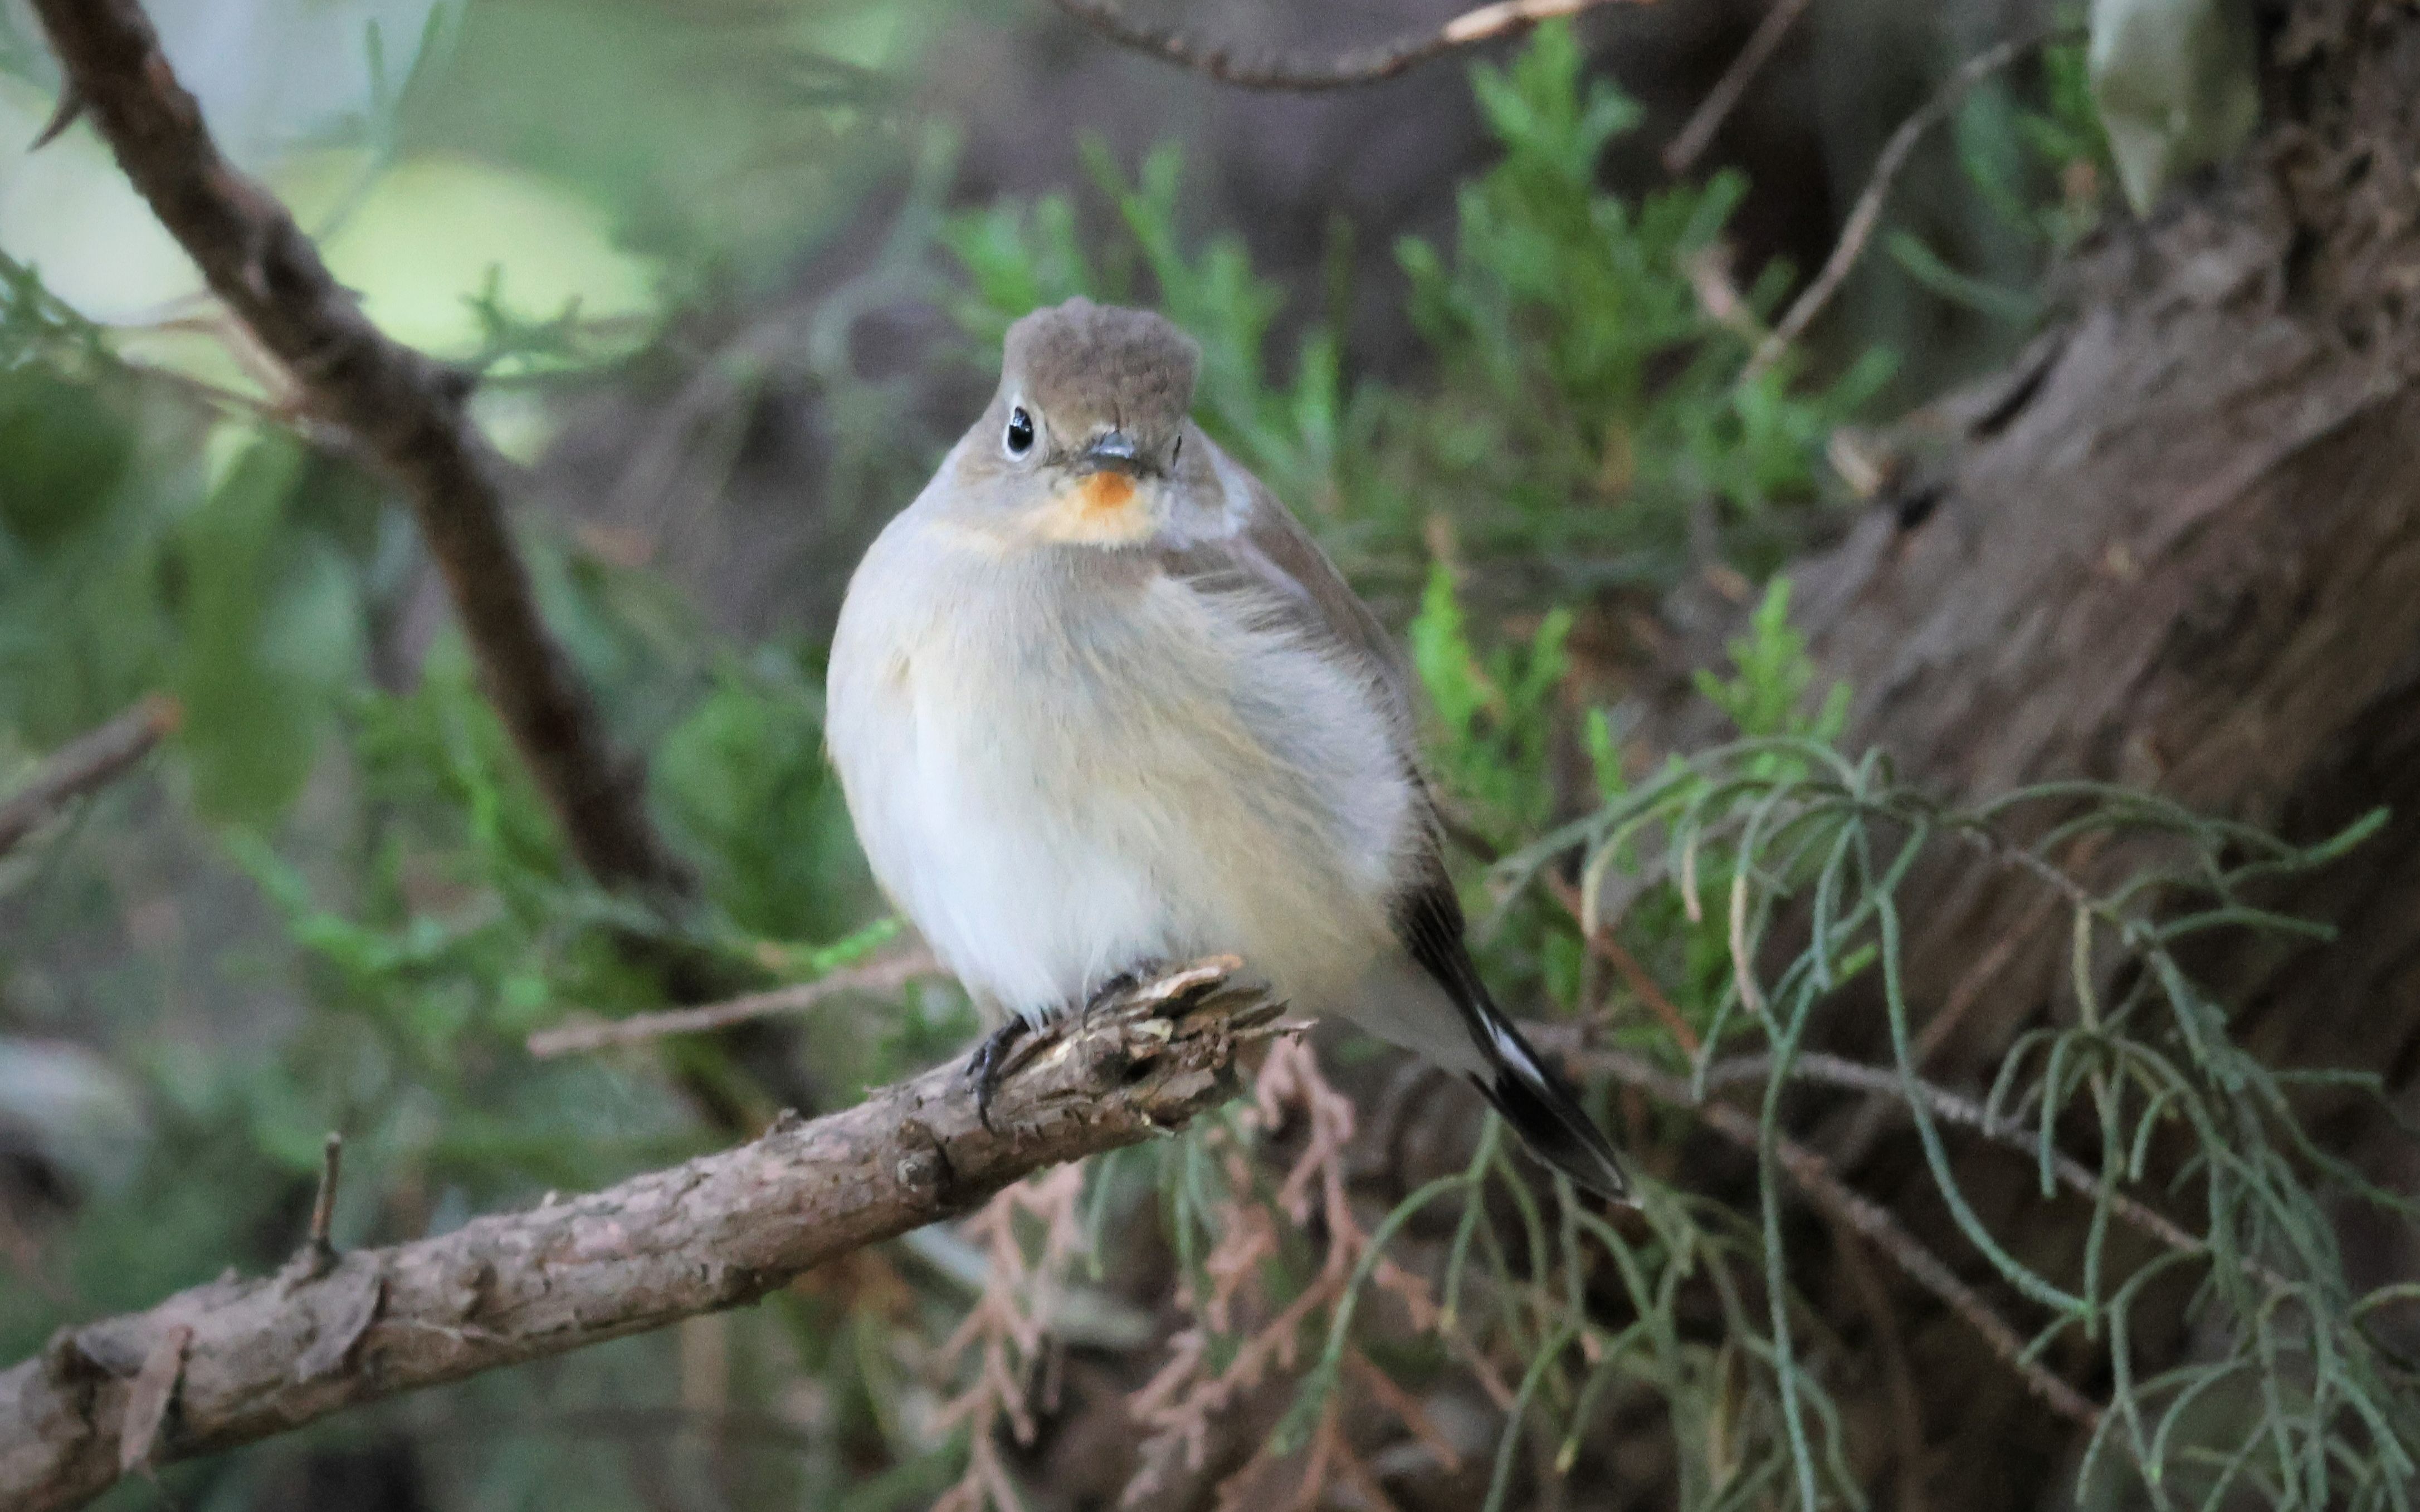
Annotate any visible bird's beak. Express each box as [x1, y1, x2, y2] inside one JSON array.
[[1075, 430, 1149, 477]]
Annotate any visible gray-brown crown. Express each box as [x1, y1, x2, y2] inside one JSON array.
[[999, 298, 1201, 440]]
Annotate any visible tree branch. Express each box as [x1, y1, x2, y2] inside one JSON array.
[[1749, 25, 2078, 375], [1045, 0, 1643, 92], [1590, 1048, 2106, 1432], [525, 946, 943, 1060], [0, 959, 1282, 1512], [0, 695, 179, 860], [24, 0, 692, 902], [1661, 0, 1814, 175]]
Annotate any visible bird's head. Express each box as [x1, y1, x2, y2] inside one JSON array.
[[941, 298, 1205, 549]]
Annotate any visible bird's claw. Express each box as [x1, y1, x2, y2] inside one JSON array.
[[968, 1016, 1035, 1133], [969, 968, 1163, 1131]]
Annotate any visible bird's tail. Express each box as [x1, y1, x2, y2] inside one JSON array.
[[1388, 872, 1630, 1201], [1465, 999, 1631, 1204]]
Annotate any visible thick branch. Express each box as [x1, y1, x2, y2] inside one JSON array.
[[0, 960, 1282, 1512], [26, 0, 690, 901]]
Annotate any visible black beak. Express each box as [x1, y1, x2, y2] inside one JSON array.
[[1075, 430, 1149, 477]]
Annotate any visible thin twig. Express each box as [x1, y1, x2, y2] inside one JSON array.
[[306, 1133, 341, 1253], [526, 947, 943, 1059], [1750, 25, 2080, 374], [118, 351, 368, 461], [1828, 833, 2106, 1168], [1826, 884, 2053, 1167], [0, 959, 1283, 1512], [26, 0, 694, 903], [282, 1133, 344, 1285], [1692, 1050, 2216, 1266], [1662, 0, 1816, 175], [29, 86, 86, 150], [0, 695, 179, 860], [1594, 1048, 2105, 1430], [1046, 0, 1647, 92], [1544, 872, 1700, 1053]]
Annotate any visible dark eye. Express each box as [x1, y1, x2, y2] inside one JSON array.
[[1004, 406, 1035, 457], [1172, 433, 1183, 462]]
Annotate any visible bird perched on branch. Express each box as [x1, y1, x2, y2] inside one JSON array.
[[826, 298, 1628, 1201]]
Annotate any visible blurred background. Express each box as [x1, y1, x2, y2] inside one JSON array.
[[0, 0, 2241, 1508]]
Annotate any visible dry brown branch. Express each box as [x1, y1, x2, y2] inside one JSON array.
[[1691, 1049, 2223, 1269], [1662, 0, 1816, 175], [0, 960, 1282, 1512], [25, 0, 691, 902], [1544, 872, 1700, 1053], [1120, 1038, 1441, 1508], [526, 946, 944, 1058], [1750, 25, 2079, 374], [931, 1166, 1089, 1512], [279, 1133, 345, 1286], [0, 695, 179, 860], [1591, 1048, 2104, 1430], [1046, 0, 1646, 92]]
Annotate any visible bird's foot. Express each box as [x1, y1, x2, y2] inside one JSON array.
[[969, 1016, 1036, 1133], [1080, 966, 1149, 1029]]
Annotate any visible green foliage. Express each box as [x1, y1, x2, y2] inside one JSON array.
[[0, 252, 108, 376], [1411, 562, 1573, 840], [1395, 25, 1890, 582], [652, 657, 867, 945], [1992, 33, 2118, 249], [1481, 743, 2416, 1511], [1693, 577, 1850, 742], [946, 21, 1893, 608], [173, 436, 369, 821], [1905, 33, 2121, 325]]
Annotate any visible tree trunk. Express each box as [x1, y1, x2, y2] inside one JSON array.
[[1690, 1, 2420, 1499]]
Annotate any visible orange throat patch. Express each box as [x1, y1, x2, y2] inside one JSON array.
[[1037, 472, 1152, 545]]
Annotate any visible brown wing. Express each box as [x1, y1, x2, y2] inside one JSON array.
[[1156, 433, 1630, 1201], [1155, 432, 1419, 740]]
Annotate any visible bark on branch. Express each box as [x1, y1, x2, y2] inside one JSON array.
[[25, 0, 691, 901], [0, 960, 1281, 1512]]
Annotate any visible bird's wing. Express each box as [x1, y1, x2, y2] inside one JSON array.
[[1157, 433, 1630, 1202], [1156, 433, 1419, 741]]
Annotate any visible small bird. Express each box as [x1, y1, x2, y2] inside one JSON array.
[[826, 298, 1627, 1201]]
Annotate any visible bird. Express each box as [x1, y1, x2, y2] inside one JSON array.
[[825, 297, 1628, 1201]]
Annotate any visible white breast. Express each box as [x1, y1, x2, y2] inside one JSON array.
[[827, 513, 1416, 1021]]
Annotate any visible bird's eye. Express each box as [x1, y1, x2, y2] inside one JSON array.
[[1004, 406, 1036, 458], [1172, 433, 1183, 462]]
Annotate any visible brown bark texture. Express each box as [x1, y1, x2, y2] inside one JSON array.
[[0, 963, 1281, 1512], [1769, 0, 2420, 1091], [1640, 0, 2420, 1491]]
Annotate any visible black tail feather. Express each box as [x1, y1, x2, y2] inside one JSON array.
[[1392, 865, 1631, 1202], [1466, 1011, 1631, 1203]]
